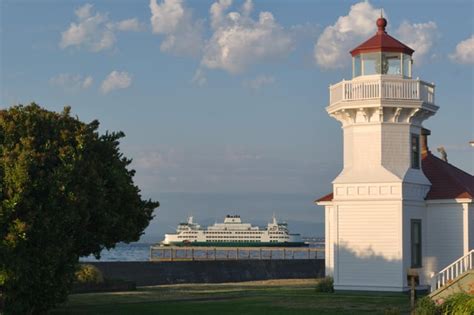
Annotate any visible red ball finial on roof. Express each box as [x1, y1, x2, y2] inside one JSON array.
[[376, 10, 387, 33]]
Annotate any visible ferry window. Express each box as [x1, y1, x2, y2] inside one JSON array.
[[411, 219, 422, 268], [411, 134, 420, 169]]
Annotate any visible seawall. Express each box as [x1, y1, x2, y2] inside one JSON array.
[[89, 260, 324, 286]]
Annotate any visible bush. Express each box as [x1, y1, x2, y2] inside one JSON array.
[[75, 264, 104, 284], [440, 292, 474, 315], [315, 277, 334, 293], [383, 307, 400, 315], [415, 296, 440, 315]]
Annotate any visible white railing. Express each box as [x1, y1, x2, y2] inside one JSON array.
[[329, 76, 435, 106], [431, 250, 474, 292]]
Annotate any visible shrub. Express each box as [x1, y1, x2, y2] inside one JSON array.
[[383, 307, 400, 315], [75, 264, 104, 284], [415, 296, 440, 315], [440, 292, 474, 315], [315, 277, 334, 293]]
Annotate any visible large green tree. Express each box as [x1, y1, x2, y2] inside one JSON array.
[[0, 103, 159, 314]]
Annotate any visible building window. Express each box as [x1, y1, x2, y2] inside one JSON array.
[[411, 219, 422, 268], [411, 134, 420, 169]]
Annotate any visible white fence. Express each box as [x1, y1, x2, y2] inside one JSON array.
[[329, 77, 435, 105], [431, 250, 474, 292]]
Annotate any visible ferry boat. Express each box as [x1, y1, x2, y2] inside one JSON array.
[[161, 215, 308, 247]]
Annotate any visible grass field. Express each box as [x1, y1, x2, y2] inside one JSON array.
[[52, 279, 411, 315]]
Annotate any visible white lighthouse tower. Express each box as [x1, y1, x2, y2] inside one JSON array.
[[317, 16, 474, 293], [317, 16, 441, 291]]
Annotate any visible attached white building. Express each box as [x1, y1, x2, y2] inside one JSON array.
[[316, 16, 474, 292]]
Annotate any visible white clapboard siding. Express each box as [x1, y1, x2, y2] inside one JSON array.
[[426, 203, 464, 273], [337, 204, 402, 288]]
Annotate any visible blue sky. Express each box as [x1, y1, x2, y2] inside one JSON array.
[[1, 0, 473, 240]]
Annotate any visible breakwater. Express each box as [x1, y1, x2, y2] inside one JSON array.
[[89, 260, 324, 286]]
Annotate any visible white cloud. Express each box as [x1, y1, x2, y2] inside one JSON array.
[[191, 68, 207, 86], [60, 4, 142, 52], [49, 73, 93, 90], [149, 0, 204, 56], [314, 1, 439, 69], [210, 0, 232, 30], [201, 0, 293, 74], [314, 1, 379, 69], [82, 76, 94, 89], [449, 35, 474, 64], [396, 21, 438, 63], [116, 18, 142, 32], [100, 71, 132, 94], [243, 75, 275, 90]]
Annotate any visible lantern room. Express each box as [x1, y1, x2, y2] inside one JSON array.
[[350, 16, 414, 78]]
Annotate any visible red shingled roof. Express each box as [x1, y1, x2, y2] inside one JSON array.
[[315, 192, 333, 203], [315, 153, 474, 203], [350, 18, 414, 56], [422, 152, 474, 200]]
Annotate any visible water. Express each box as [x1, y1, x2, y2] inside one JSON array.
[[80, 240, 324, 262], [80, 243, 152, 262]]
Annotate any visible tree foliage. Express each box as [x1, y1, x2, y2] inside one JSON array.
[[0, 103, 159, 314]]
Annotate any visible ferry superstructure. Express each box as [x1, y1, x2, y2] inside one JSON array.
[[161, 215, 307, 247]]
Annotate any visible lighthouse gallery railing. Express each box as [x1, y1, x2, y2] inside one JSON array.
[[329, 76, 435, 106]]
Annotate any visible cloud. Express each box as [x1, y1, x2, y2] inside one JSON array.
[[314, 1, 379, 69], [396, 21, 438, 63], [49, 73, 93, 90], [82, 76, 94, 89], [129, 144, 337, 194], [191, 68, 207, 86], [60, 3, 142, 52], [149, 0, 204, 56], [210, 0, 232, 30], [314, 1, 438, 68], [116, 18, 142, 32], [449, 35, 474, 64], [243, 75, 275, 90], [201, 0, 293, 74], [100, 71, 132, 94]]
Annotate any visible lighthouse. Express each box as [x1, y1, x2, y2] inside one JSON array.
[[316, 16, 473, 292]]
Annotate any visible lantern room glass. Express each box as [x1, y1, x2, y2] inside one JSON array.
[[352, 52, 412, 78]]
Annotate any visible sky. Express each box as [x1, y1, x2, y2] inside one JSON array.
[[1, 0, 473, 241]]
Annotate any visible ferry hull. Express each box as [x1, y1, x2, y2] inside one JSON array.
[[163, 241, 309, 247]]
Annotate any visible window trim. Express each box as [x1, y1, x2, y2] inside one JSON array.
[[411, 219, 422, 268], [411, 133, 420, 169]]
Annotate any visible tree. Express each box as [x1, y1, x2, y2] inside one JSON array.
[[0, 103, 159, 314]]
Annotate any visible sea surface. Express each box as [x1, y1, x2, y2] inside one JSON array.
[[80, 241, 324, 262], [80, 243, 153, 262]]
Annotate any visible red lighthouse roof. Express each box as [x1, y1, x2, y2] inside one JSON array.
[[350, 17, 414, 56], [421, 152, 474, 200]]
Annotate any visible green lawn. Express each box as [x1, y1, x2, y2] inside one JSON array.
[[52, 279, 411, 315]]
